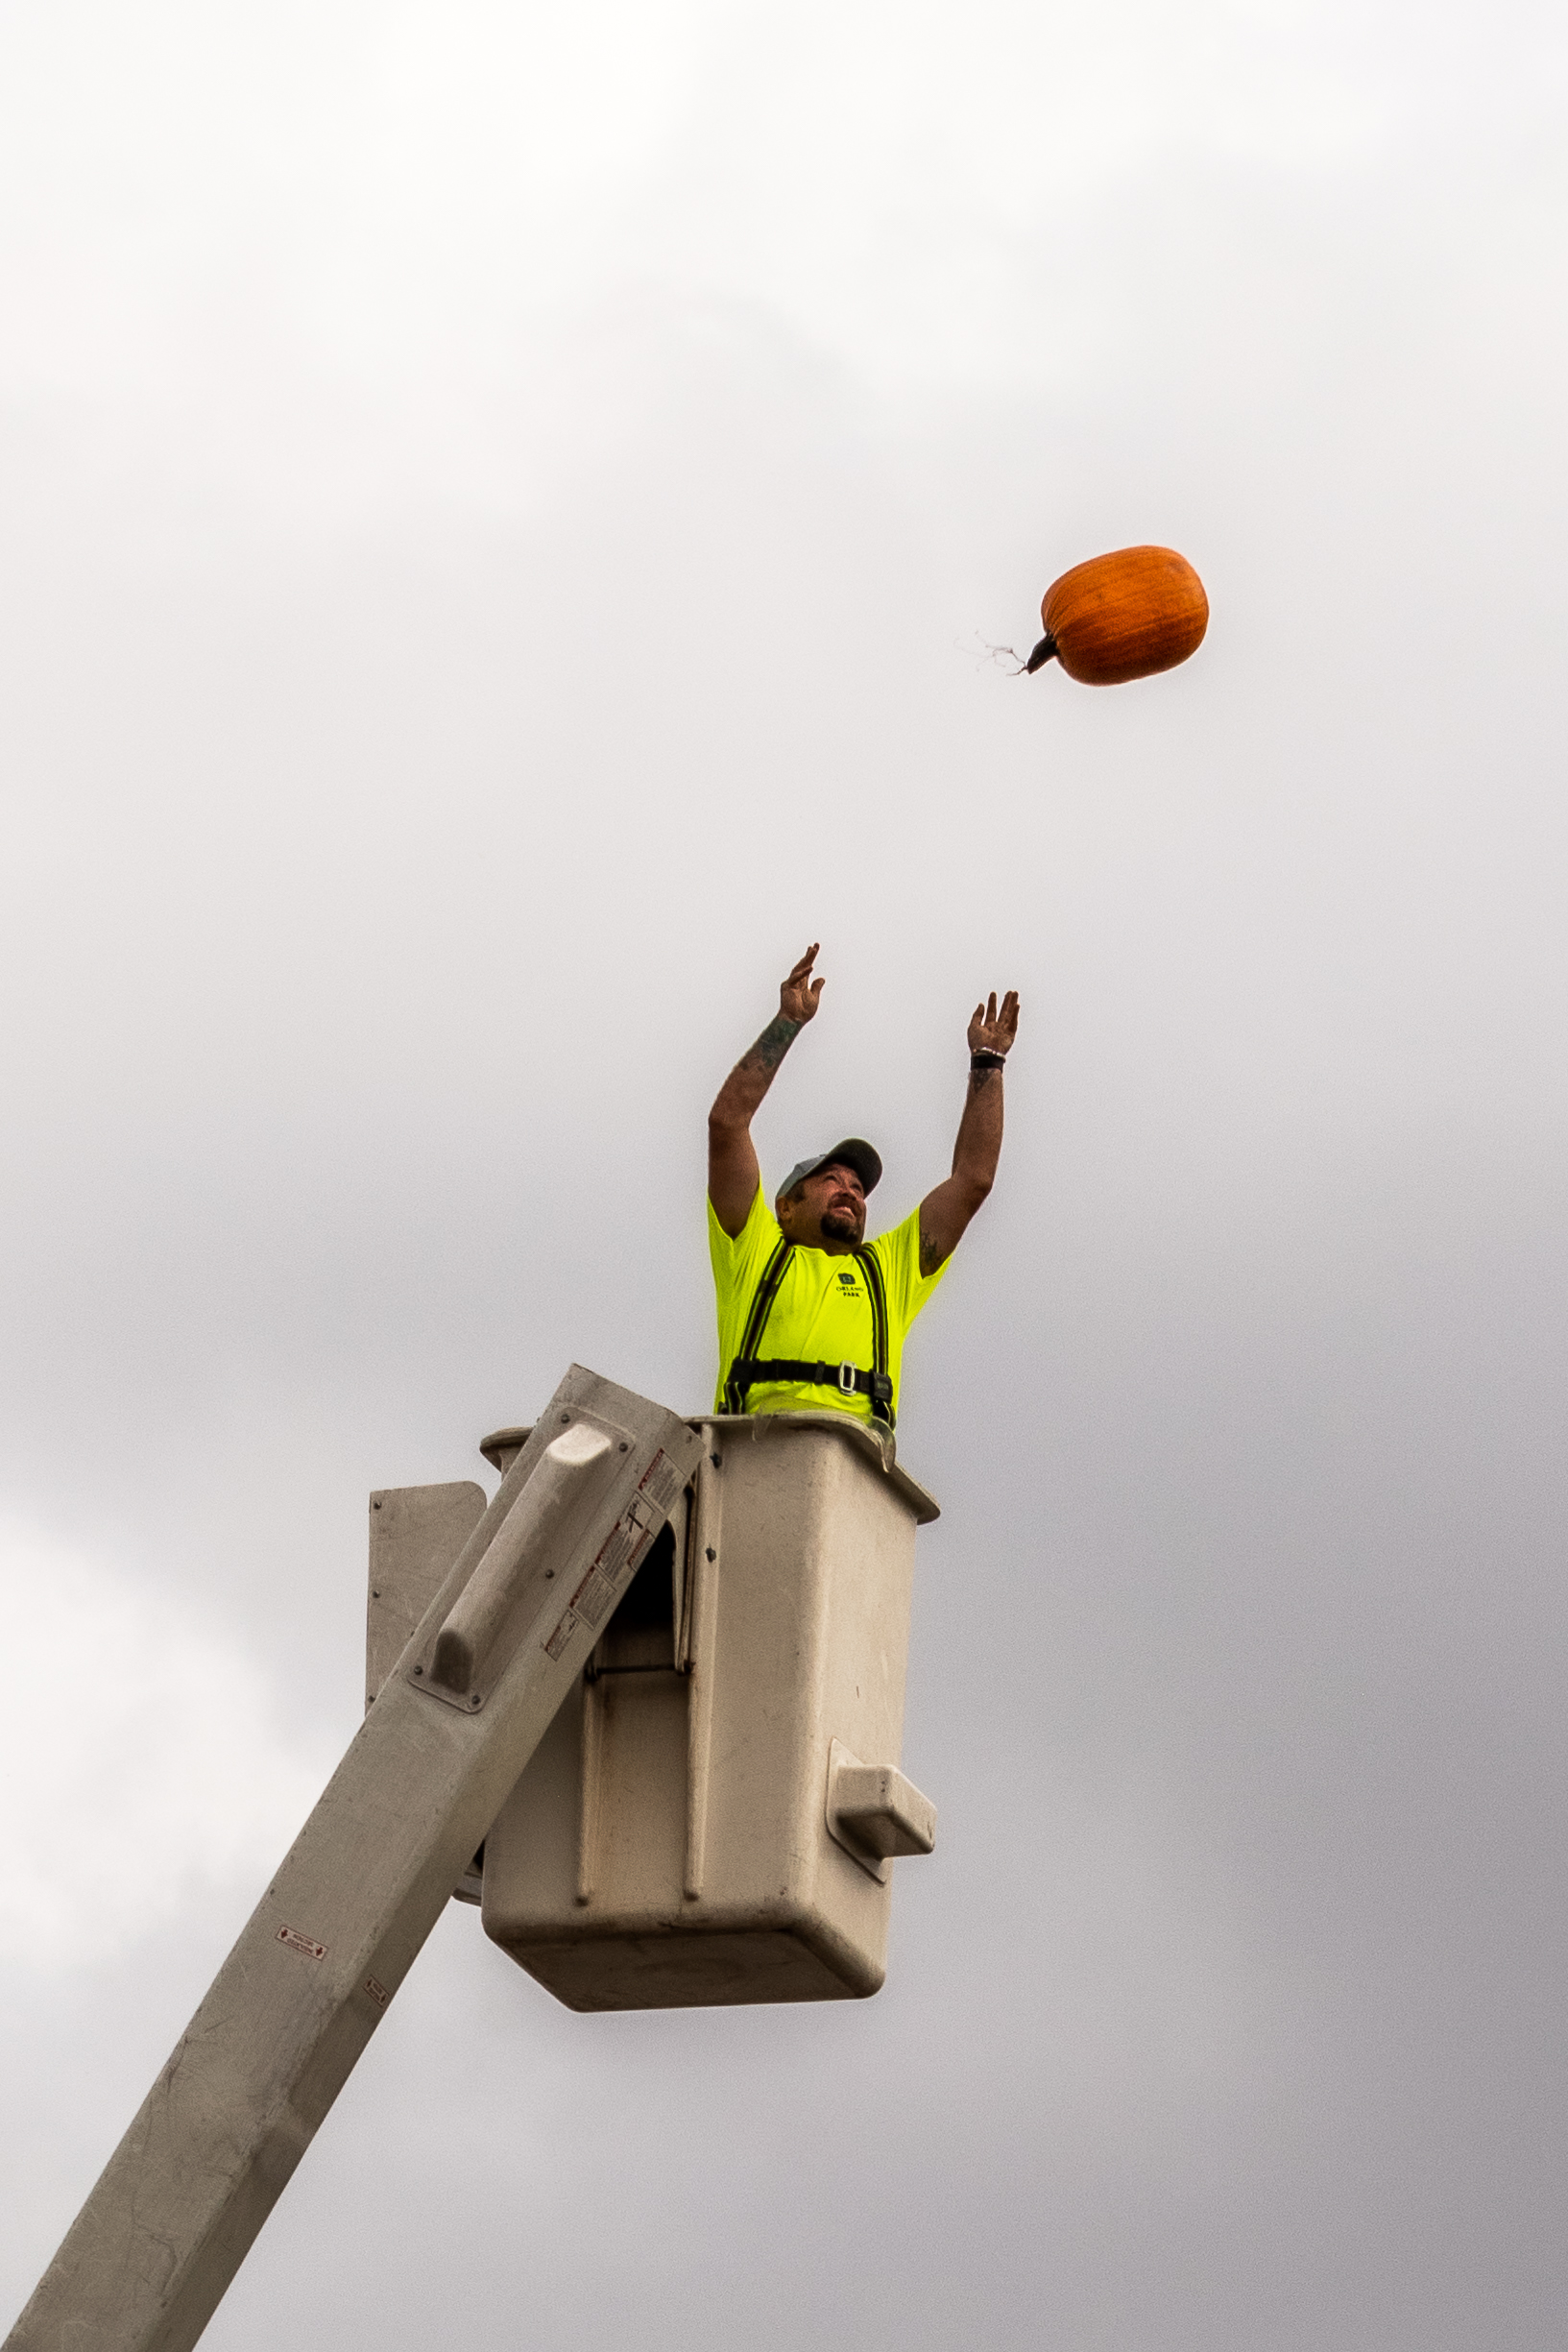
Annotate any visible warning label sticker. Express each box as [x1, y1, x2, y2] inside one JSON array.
[[573, 1569, 616, 1630], [277, 1925, 327, 1962], [566, 1512, 654, 1630], [363, 1976, 390, 2009], [639, 1449, 685, 1513], [541, 1463, 680, 1661]]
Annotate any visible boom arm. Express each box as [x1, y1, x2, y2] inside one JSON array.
[[5, 1367, 704, 2352]]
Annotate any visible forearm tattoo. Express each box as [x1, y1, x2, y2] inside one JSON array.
[[747, 1014, 801, 1073], [968, 1064, 1001, 1094]]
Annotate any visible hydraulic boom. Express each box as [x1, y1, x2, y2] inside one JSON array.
[[5, 1367, 703, 2352]]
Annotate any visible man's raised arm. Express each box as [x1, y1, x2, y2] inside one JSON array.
[[708, 943, 826, 1238], [918, 989, 1021, 1274]]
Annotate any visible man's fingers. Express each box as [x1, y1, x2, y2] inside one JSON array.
[[968, 986, 1020, 1049]]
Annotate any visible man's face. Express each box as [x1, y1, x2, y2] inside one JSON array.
[[778, 1162, 867, 1249]]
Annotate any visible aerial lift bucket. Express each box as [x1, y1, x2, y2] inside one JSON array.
[[368, 1411, 940, 2010]]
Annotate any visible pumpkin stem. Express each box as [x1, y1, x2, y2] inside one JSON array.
[[1025, 634, 1057, 675]]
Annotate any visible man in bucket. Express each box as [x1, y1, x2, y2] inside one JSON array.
[[708, 943, 1019, 1433]]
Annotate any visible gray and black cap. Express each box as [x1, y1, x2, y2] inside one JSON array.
[[774, 1138, 882, 1202]]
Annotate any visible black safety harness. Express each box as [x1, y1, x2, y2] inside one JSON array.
[[722, 1237, 895, 1429]]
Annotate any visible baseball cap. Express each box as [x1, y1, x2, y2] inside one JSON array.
[[775, 1138, 882, 1202]]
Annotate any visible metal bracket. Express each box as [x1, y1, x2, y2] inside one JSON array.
[[824, 1736, 937, 1885]]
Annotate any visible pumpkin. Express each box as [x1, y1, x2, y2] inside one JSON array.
[[1026, 546, 1208, 685]]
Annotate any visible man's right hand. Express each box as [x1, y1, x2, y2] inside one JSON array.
[[780, 943, 825, 1028], [709, 940, 825, 1238]]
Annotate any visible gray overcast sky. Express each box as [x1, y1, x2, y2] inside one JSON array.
[[3, 2, 1567, 2345]]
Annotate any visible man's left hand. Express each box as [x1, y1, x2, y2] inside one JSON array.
[[968, 989, 1020, 1057]]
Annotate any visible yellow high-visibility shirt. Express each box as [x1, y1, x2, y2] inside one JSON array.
[[708, 1185, 951, 1424]]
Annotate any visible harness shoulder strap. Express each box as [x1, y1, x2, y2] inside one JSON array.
[[723, 1236, 794, 1414], [853, 1244, 895, 1429]]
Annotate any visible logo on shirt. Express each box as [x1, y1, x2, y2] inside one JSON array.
[[836, 1269, 861, 1294]]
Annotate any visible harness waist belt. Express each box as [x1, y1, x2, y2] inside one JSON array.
[[727, 1357, 894, 1407]]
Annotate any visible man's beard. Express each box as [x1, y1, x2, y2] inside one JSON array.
[[820, 1204, 862, 1242]]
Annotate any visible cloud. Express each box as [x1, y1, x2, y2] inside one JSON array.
[[0, 1518, 331, 1967]]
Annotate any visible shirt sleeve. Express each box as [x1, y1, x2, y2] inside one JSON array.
[[869, 1205, 951, 1333], [708, 1184, 782, 1314]]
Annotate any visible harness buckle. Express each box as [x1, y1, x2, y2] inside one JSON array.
[[836, 1362, 857, 1395]]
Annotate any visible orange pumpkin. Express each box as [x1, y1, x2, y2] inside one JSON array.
[[1025, 546, 1208, 685]]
